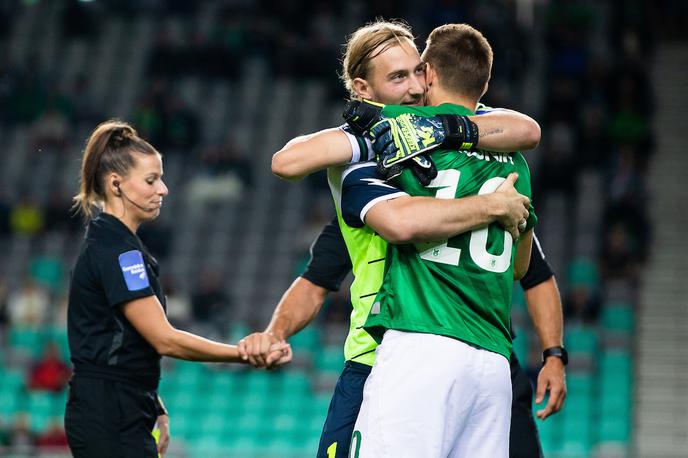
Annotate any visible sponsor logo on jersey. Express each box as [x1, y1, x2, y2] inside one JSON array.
[[118, 250, 150, 291]]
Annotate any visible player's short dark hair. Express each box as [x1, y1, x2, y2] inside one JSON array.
[[422, 24, 493, 100]]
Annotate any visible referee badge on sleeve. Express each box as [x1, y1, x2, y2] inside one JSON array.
[[118, 250, 150, 291]]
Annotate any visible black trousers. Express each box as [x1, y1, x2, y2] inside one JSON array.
[[64, 376, 159, 458], [509, 353, 544, 458]]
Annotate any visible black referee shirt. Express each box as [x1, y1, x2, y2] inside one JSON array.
[[68, 213, 166, 389]]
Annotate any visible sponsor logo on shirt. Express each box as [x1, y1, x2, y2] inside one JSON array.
[[118, 250, 150, 291]]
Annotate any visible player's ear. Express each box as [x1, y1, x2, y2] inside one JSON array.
[[425, 63, 436, 87], [352, 77, 373, 100]]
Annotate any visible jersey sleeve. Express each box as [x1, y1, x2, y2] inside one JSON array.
[[513, 153, 538, 232], [519, 233, 555, 290], [340, 164, 407, 228], [339, 124, 374, 163], [94, 245, 156, 307], [301, 217, 352, 291]]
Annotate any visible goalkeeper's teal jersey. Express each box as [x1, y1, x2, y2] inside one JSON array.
[[364, 103, 537, 360]]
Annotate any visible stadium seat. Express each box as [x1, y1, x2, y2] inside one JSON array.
[[316, 346, 344, 374], [598, 415, 631, 443], [9, 327, 45, 358], [601, 304, 634, 332], [290, 326, 321, 355], [277, 370, 311, 394], [567, 257, 599, 288], [565, 327, 598, 356]]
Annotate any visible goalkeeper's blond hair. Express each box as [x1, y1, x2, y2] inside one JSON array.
[[341, 19, 416, 99]]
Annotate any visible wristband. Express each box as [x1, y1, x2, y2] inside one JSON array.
[[542, 346, 568, 366], [439, 115, 479, 151]]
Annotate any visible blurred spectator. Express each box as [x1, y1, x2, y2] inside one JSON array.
[[28, 343, 71, 392], [162, 274, 192, 329], [161, 95, 199, 151], [7, 278, 49, 327], [564, 258, 602, 324], [61, 0, 96, 39], [0, 188, 10, 235], [199, 136, 253, 185], [138, 220, 173, 262], [4, 63, 47, 124], [606, 144, 646, 204], [564, 284, 602, 324], [10, 195, 45, 237], [190, 269, 231, 336], [71, 75, 102, 126], [0, 418, 10, 448], [0, 275, 8, 331], [535, 122, 578, 196], [133, 96, 164, 147], [45, 190, 82, 235], [600, 222, 642, 282], [35, 420, 69, 449], [8, 414, 34, 450]]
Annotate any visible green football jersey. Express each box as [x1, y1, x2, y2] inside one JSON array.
[[364, 103, 537, 360]]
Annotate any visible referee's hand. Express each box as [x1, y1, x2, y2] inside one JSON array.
[[535, 356, 567, 420], [155, 414, 170, 456], [238, 332, 292, 368]]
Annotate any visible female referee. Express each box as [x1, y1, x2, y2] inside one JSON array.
[[64, 120, 291, 457]]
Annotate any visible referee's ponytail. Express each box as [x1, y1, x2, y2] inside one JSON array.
[[73, 120, 159, 219]]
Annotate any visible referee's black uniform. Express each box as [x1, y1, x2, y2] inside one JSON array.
[[65, 213, 166, 457], [307, 218, 553, 458]]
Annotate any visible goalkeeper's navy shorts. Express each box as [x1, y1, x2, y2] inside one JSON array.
[[316, 352, 544, 458], [317, 360, 371, 458], [64, 376, 159, 457]]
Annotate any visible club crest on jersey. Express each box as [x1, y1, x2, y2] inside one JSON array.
[[118, 250, 150, 291]]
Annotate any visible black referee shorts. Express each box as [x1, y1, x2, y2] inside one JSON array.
[[64, 376, 159, 458], [509, 352, 544, 458]]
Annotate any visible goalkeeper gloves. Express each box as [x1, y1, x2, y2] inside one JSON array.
[[342, 99, 384, 136], [342, 100, 478, 186], [368, 113, 480, 170]]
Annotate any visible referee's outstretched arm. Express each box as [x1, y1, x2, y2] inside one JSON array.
[[123, 295, 292, 363]]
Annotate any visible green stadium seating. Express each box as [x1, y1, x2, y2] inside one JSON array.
[[0, 389, 20, 417], [598, 415, 631, 443], [290, 326, 321, 355], [276, 370, 311, 394], [565, 327, 598, 356], [316, 346, 344, 374], [567, 258, 599, 288], [601, 304, 634, 332], [9, 327, 45, 357]]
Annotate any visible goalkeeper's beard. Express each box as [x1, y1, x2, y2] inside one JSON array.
[[401, 93, 424, 106]]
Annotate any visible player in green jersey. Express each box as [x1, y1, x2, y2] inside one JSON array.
[[350, 24, 533, 457], [238, 20, 559, 458]]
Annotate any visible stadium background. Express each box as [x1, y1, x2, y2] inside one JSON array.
[[0, 0, 685, 457]]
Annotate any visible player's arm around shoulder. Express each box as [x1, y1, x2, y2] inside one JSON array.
[[271, 127, 354, 181], [470, 108, 541, 152]]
